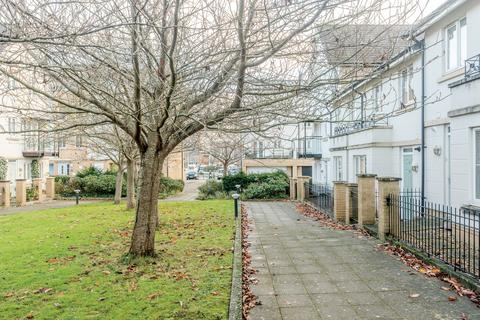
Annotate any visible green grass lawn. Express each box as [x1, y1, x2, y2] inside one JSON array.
[[0, 200, 234, 319]]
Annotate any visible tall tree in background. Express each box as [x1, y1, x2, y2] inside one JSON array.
[[0, 0, 420, 256]]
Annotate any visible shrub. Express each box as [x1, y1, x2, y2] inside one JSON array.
[[0, 157, 7, 181], [26, 186, 38, 201], [159, 176, 184, 198], [31, 159, 40, 179], [222, 171, 255, 192], [81, 175, 117, 196], [76, 166, 104, 178], [240, 171, 290, 200], [197, 180, 225, 200]]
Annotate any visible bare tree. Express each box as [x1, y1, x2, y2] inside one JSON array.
[[193, 131, 247, 175], [0, 0, 421, 256], [83, 125, 139, 208]]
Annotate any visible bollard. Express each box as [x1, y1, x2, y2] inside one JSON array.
[[74, 189, 81, 205], [232, 193, 239, 219]]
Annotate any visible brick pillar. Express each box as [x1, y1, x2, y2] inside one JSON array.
[[345, 183, 358, 224], [333, 181, 347, 222], [377, 177, 401, 241], [296, 176, 310, 201], [46, 177, 55, 199], [0, 181, 11, 207], [290, 178, 297, 199], [16, 179, 27, 206], [357, 174, 377, 227], [32, 178, 45, 202]]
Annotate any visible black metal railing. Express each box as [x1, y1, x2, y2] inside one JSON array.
[[332, 117, 389, 137], [305, 182, 334, 218], [465, 54, 480, 79], [244, 148, 293, 159], [387, 195, 480, 279]]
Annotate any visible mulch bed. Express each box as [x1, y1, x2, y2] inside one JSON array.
[[241, 204, 259, 319]]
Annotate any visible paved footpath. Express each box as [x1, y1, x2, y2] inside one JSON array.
[[246, 202, 480, 320], [0, 200, 100, 216]]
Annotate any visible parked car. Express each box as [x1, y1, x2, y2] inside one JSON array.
[[186, 171, 198, 180]]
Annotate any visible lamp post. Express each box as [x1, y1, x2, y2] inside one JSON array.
[[74, 189, 81, 205], [232, 193, 239, 219], [235, 184, 241, 193]]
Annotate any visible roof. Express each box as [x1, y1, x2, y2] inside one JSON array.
[[319, 24, 412, 67]]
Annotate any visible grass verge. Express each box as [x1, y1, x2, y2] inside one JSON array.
[[0, 200, 234, 319]]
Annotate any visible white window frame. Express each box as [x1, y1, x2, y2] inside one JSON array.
[[353, 155, 367, 178], [445, 17, 467, 72], [373, 84, 382, 112], [473, 129, 480, 202], [333, 156, 343, 181], [399, 65, 414, 107]]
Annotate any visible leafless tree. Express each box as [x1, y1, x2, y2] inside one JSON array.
[[193, 130, 247, 175], [83, 125, 139, 208], [0, 0, 421, 256]]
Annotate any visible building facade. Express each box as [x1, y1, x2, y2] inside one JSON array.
[[320, 0, 480, 209]]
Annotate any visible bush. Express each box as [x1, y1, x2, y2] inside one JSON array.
[[76, 166, 104, 178], [159, 176, 184, 198], [31, 159, 40, 179], [26, 186, 38, 201], [82, 175, 117, 196], [225, 171, 289, 200], [222, 171, 255, 192], [197, 180, 225, 200], [0, 157, 7, 181]]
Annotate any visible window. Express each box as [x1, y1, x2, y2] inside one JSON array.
[[354, 155, 367, 177], [75, 135, 83, 147], [8, 118, 16, 132], [399, 65, 414, 107], [333, 156, 343, 181], [446, 17, 467, 71], [58, 137, 67, 148], [475, 130, 480, 200]]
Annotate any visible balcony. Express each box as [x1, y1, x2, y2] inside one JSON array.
[[296, 136, 322, 158], [449, 54, 480, 88], [245, 148, 293, 159], [332, 117, 389, 137], [22, 150, 59, 157], [466, 54, 480, 79]]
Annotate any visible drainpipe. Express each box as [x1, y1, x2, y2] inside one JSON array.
[[407, 35, 426, 202], [420, 39, 426, 202]]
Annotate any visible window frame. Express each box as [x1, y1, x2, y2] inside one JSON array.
[[473, 128, 480, 202], [445, 17, 467, 72], [333, 156, 343, 181]]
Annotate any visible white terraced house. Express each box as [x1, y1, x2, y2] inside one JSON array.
[[318, 0, 480, 210]]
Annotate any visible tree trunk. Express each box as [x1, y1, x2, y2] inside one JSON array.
[[223, 162, 228, 176], [126, 158, 136, 210], [129, 149, 164, 257], [114, 167, 124, 205]]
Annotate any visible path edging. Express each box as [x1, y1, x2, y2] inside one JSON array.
[[228, 213, 242, 320]]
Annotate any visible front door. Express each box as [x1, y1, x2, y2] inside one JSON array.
[[402, 148, 413, 190]]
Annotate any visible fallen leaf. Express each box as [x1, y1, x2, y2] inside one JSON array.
[[212, 291, 219, 296], [147, 292, 160, 300], [448, 296, 457, 302], [409, 293, 420, 298], [441, 287, 451, 291], [33, 288, 53, 294], [26, 313, 34, 319]]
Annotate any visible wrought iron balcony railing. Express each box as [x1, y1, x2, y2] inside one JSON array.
[[465, 54, 480, 79]]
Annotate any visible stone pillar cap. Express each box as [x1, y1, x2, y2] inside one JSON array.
[[15, 179, 27, 181], [297, 176, 311, 179], [377, 177, 402, 182], [357, 174, 377, 178], [332, 180, 347, 184], [346, 183, 358, 186]]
